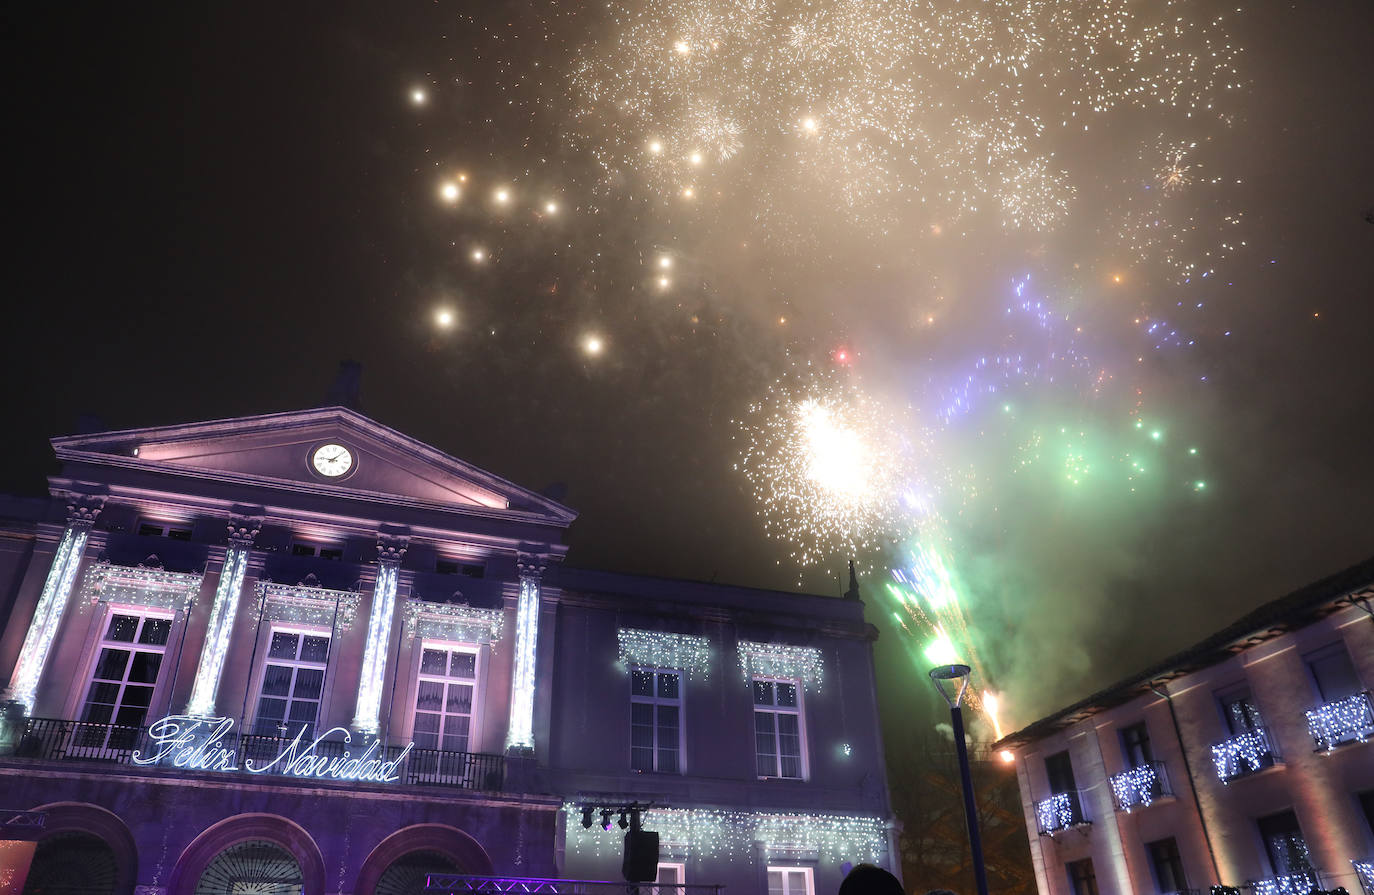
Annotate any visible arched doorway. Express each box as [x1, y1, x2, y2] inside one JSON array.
[[167, 815, 325, 895], [373, 851, 461, 895], [21, 831, 118, 895], [24, 802, 138, 895], [193, 840, 302, 895], [354, 825, 493, 895]]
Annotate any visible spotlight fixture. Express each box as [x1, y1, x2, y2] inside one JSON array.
[[618, 810, 629, 830], [601, 810, 614, 832], [581, 806, 594, 829]]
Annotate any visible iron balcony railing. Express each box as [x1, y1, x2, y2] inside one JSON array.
[[7, 717, 506, 793], [1035, 790, 1088, 835], [1251, 871, 1321, 895], [1353, 859, 1374, 895], [1109, 760, 1173, 811], [427, 875, 724, 895], [1305, 690, 1374, 752], [1210, 726, 1280, 783]]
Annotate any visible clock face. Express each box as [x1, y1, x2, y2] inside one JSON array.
[[311, 443, 354, 477]]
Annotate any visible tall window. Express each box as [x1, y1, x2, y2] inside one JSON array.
[[1147, 837, 1188, 893], [413, 644, 478, 753], [1067, 859, 1098, 895], [631, 667, 682, 773], [1045, 750, 1076, 794], [767, 867, 813, 895], [1120, 722, 1153, 767], [1305, 643, 1363, 702], [253, 629, 330, 737], [79, 610, 172, 747], [652, 862, 685, 895], [1218, 685, 1263, 734], [1257, 810, 1312, 878], [754, 677, 805, 779]]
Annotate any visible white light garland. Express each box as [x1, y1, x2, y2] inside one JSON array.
[[1109, 763, 1159, 811], [85, 561, 203, 611], [506, 574, 540, 750], [618, 629, 712, 678], [1035, 793, 1081, 833], [405, 599, 504, 644], [562, 804, 888, 864], [1304, 691, 1374, 752], [352, 562, 399, 734], [186, 545, 250, 717], [1210, 728, 1275, 783], [1352, 859, 1373, 893], [1252, 872, 1318, 895], [8, 526, 89, 712], [738, 641, 824, 691], [257, 582, 362, 632]]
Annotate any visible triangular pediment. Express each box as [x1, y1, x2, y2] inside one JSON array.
[[51, 407, 576, 524]]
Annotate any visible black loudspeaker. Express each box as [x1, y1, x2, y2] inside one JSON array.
[[622, 829, 660, 882]]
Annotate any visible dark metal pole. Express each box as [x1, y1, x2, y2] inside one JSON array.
[[949, 704, 990, 895]]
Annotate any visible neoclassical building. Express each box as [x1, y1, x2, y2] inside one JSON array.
[[0, 407, 896, 895], [995, 558, 1374, 895]]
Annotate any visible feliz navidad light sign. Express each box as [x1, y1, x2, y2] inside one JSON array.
[[132, 715, 414, 784]]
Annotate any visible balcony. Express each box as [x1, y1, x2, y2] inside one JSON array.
[[1109, 761, 1173, 811], [6, 717, 506, 793], [1251, 872, 1320, 895], [1035, 791, 1088, 835], [1210, 726, 1280, 783], [1354, 859, 1374, 895], [1305, 690, 1374, 752]]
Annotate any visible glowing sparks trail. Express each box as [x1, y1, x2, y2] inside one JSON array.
[[570, 0, 1242, 242], [735, 363, 925, 567]]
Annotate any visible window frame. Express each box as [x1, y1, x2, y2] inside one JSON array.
[[630, 665, 685, 774], [409, 639, 484, 754], [1303, 641, 1364, 703], [248, 624, 334, 739], [753, 675, 808, 781], [76, 604, 176, 732], [1120, 721, 1153, 768], [1066, 858, 1098, 895], [1146, 837, 1188, 894], [652, 862, 686, 895], [766, 865, 814, 895]]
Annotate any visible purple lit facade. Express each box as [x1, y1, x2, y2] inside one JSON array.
[[0, 408, 896, 895]]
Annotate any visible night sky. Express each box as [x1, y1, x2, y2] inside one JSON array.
[[6, 1, 1373, 734]]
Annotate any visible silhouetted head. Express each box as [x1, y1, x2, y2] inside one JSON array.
[[838, 864, 904, 895]]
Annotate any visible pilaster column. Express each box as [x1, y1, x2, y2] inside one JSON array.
[[506, 554, 545, 752], [6, 497, 103, 713], [185, 517, 260, 717], [352, 535, 408, 734]]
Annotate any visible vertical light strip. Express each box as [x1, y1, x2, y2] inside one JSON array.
[[351, 561, 399, 734], [505, 573, 540, 750], [185, 545, 250, 717], [7, 526, 89, 712]]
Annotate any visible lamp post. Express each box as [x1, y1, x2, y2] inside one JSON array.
[[929, 663, 990, 895]]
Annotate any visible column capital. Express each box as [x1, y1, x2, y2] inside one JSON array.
[[376, 534, 409, 565], [516, 553, 547, 579], [62, 494, 106, 529], [226, 516, 262, 548]]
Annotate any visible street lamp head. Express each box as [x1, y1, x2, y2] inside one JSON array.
[[929, 663, 972, 708]]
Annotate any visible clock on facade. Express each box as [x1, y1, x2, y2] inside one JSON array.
[[310, 443, 354, 477]]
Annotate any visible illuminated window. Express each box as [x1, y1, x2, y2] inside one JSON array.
[[1257, 810, 1312, 878], [754, 677, 806, 779], [77, 609, 172, 752], [767, 866, 813, 895], [1217, 684, 1263, 734], [252, 629, 330, 738], [653, 862, 686, 895], [413, 644, 479, 753], [631, 667, 682, 773], [1067, 858, 1098, 895]]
